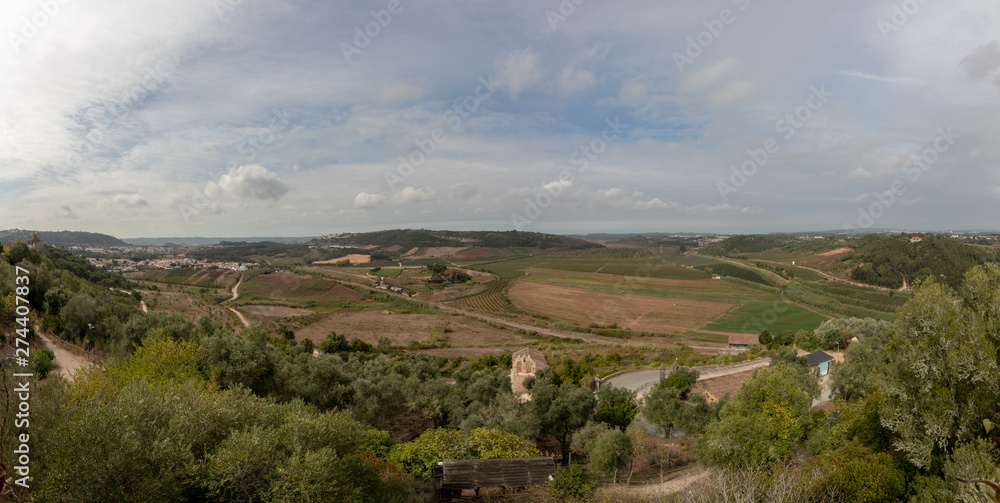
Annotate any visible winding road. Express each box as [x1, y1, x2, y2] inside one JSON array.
[[226, 273, 250, 327]]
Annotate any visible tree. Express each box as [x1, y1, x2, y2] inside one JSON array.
[[814, 317, 891, 351], [549, 464, 596, 501], [593, 385, 638, 431], [449, 270, 472, 283], [831, 335, 886, 401], [758, 330, 773, 347], [877, 268, 1000, 469], [588, 429, 633, 484], [643, 383, 684, 438], [663, 366, 699, 397], [695, 364, 819, 468], [529, 369, 596, 463]]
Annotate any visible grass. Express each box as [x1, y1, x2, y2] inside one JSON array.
[[701, 301, 829, 334]]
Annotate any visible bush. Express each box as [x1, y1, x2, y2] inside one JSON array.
[[549, 464, 596, 501], [33, 348, 54, 378]]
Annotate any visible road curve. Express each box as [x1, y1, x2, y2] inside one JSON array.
[[603, 356, 771, 394]]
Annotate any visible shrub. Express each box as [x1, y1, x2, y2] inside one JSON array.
[[549, 464, 596, 501]]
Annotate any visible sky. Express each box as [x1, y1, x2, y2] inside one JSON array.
[[1, 0, 999, 238]]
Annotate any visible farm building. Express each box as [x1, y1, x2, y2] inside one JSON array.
[[806, 350, 834, 376], [727, 333, 759, 350], [511, 348, 548, 394], [435, 457, 556, 498]]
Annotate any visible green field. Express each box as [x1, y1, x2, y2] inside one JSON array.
[[701, 301, 829, 334]]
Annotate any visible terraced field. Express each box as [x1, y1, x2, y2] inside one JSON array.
[[449, 278, 518, 314]]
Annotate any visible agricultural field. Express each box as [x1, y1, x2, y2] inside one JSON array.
[[449, 278, 517, 314], [126, 268, 240, 289], [293, 311, 527, 348], [238, 271, 362, 304], [700, 301, 830, 334]]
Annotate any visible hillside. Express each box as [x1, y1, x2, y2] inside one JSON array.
[[847, 233, 998, 289], [0, 229, 126, 247], [309, 229, 602, 250]]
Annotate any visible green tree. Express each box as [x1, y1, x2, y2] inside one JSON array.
[[663, 366, 700, 397], [695, 364, 819, 468], [814, 317, 891, 351], [588, 429, 633, 484], [831, 335, 886, 401], [529, 369, 596, 463], [593, 385, 638, 431], [549, 464, 596, 501], [877, 268, 1000, 469], [642, 383, 683, 437]]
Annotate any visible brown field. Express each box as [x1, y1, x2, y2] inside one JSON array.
[[295, 311, 526, 347], [327, 284, 363, 301], [455, 246, 493, 258], [423, 246, 468, 257], [401, 247, 419, 256], [506, 281, 739, 334], [805, 247, 853, 264], [240, 305, 314, 322], [314, 254, 371, 264]]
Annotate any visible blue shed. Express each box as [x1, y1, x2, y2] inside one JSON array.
[[806, 351, 834, 376]]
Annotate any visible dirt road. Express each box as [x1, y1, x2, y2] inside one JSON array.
[[226, 274, 250, 327], [34, 330, 97, 382], [600, 465, 709, 498]]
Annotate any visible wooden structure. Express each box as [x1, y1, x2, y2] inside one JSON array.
[[437, 457, 556, 496], [727, 333, 759, 350]]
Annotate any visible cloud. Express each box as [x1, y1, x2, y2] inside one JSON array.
[[112, 193, 149, 207], [377, 82, 425, 105], [848, 167, 873, 179], [555, 64, 596, 97], [392, 186, 436, 204], [836, 71, 924, 86], [589, 188, 679, 210], [958, 40, 1000, 82], [217, 165, 290, 200], [496, 48, 543, 99], [354, 192, 386, 208], [56, 205, 77, 219]]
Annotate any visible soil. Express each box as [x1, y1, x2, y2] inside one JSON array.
[[455, 247, 493, 258], [506, 281, 739, 334], [294, 311, 526, 347], [239, 305, 314, 322]]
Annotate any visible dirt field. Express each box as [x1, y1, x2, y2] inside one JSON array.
[[507, 281, 739, 334], [422, 246, 468, 257], [327, 284, 363, 301], [239, 305, 314, 322], [455, 247, 493, 258], [805, 247, 853, 264], [294, 311, 527, 347], [313, 254, 371, 264]]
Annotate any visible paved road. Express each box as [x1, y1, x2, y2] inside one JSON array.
[[604, 356, 771, 394]]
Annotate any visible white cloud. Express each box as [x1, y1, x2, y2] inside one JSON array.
[[111, 193, 149, 207], [836, 71, 924, 86], [392, 186, 436, 204], [218, 165, 290, 200], [554, 64, 596, 97], [354, 192, 386, 209], [848, 167, 873, 179], [496, 48, 543, 99]]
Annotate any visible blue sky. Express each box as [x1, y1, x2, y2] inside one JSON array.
[[1, 0, 999, 237]]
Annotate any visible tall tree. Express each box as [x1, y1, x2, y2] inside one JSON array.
[[528, 369, 596, 463], [877, 266, 1000, 469]]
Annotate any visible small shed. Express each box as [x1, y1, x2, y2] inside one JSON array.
[[727, 333, 759, 350], [438, 457, 556, 495], [806, 350, 834, 376]]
